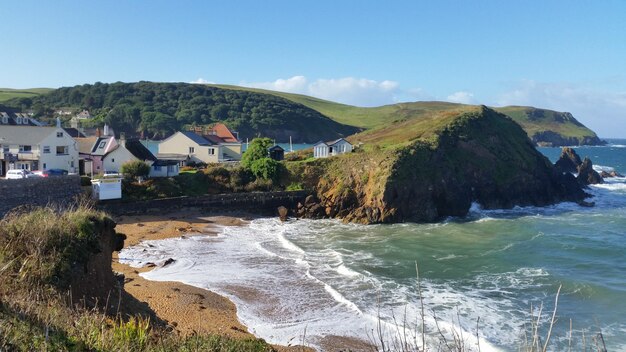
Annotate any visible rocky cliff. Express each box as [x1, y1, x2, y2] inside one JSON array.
[[291, 106, 588, 224]]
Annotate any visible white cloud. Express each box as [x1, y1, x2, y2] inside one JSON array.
[[190, 78, 215, 84], [243, 75, 308, 94], [241, 75, 401, 107], [495, 80, 626, 138], [446, 91, 475, 104]]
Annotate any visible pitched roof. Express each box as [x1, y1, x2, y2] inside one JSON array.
[[269, 145, 285, 151], [209, 123, 238, 142], [0, 126, 57, 145], [124, 139, 157, 162], [91, 136, 114, 155], [75, 136, 98, 154], [203, 134, 225, 145], [180, 131, 210, 146], [63, 128, 86, 138], [327, 138, 351, 146]]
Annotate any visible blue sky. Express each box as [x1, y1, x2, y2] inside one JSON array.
[[1, 1, 625, 137]]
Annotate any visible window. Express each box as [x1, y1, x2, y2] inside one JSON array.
[[99, 141, 106, 148], [70, 161, 74, 167], [1, 116, 7, 124], [43, 163, 47, 169], [111, 158, 115, 163], [2, 145, 8, 154], [189, 147, 195, 153], [16, 117, 21, 124], [56, 146, 68, 155], [167, 165, 176, 172], [208, 148, 215, 155], [153, 165, 162, 171], [19, 145, 32, 152], [43, 146, 50, 153], [20, 163, 29, 170], [57, 132, 63, 137]]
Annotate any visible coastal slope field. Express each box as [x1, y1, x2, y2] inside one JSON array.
[[2, 82, 602, 146], [0, 88, 53, 102]]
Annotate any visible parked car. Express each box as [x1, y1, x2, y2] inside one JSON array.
[[33, 169, 69, 177], [5, 169, 39, 179]]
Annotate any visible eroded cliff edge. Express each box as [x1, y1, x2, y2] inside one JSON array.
[[289, 106, 587, 224]]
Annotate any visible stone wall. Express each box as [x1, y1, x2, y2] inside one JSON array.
[[0, 175, 82, 217], [98, 190, 310, 217]]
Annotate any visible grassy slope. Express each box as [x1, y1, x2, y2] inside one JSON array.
[[0, 206, 275, 351], [212, 84, 598, 141], [493, 106, 596, 139], [2, 84, 598, 142], [0, 88, 53, 102]]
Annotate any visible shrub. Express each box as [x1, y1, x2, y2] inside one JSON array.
[[120, 160, 150, 179], [286, 182, 304, 191], [241, 138, 273, 169], [244, 178, 275, 192], [80, 175, 92, 186], [229, 167, 254, 192], [250, 158, 282, 181]]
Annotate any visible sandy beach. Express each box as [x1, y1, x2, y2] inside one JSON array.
[[111, 209, 373, 351]]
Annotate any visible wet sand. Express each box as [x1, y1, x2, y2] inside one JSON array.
[[111, 208, 373, 352]]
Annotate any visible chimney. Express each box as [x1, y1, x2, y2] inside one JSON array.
[[103, 124, 109, 136], [95, 127, 101, 137], [56, 116, 61, 128], [120, 132, 126, 147]]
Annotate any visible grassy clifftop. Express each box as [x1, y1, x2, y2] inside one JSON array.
[[290, 106, 586, 223], [0, 206, 275, 351], [215, 85, 602, 146]]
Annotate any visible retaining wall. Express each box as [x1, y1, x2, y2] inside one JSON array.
[[0, 175, 82, 217], [98, 190, 310, 217]]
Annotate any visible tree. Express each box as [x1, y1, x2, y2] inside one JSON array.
[[241, 137, 273, 168], [250, 158, 281, 181], [120, 160, 150, 180]]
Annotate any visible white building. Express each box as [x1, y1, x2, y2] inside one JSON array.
[[158, 127, 242, 164], [102, 137, 179, 178], [313, 138, 353, 158], [0, 119, 79, 176]]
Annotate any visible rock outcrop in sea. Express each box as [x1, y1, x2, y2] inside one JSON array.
[[290, 106, 589, 224], [554, 147, 604, 186]]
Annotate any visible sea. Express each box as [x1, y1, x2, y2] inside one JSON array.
[[120, 138, 626, 351]]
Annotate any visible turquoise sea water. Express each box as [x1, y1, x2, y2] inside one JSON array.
[[121, 139, 626, 351]]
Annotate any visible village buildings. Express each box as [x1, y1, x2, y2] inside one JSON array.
[[0, 116, 79, 176]]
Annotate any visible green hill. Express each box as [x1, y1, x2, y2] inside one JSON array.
[[3, 82, 359, 142], [3, 83, 603, 146], [0, 88, 53, 103], [212, 85, 603, 146]]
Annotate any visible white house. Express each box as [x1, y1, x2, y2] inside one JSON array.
[[158, 125, 242, 164], [0, 118, 79, 176], [313, 138, 353, 158], [102, 137, 179, 178]]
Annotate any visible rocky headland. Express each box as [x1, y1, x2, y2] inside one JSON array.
[[291, 106, 590, 224]]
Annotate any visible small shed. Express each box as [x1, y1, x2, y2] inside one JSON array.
[[91, 176, 122, 200], [269, 145, 285, 161]]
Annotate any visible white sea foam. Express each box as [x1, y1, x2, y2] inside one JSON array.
[[117, 170, 626, 351]]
